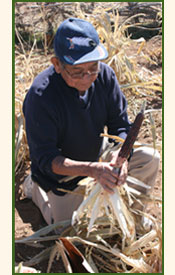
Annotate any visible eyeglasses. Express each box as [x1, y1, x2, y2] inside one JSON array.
[[61, 63, 100, 80]]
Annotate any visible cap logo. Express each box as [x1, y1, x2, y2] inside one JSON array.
[[67, 37, 97, 50], [67, 38, 75, 49]]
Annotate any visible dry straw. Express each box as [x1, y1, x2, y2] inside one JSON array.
[[15, 175, 162, 272]]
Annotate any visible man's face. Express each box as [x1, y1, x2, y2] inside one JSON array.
[[59, 61, 99, 93]]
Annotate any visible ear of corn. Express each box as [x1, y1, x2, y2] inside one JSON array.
[[118, 102, 145, 160]]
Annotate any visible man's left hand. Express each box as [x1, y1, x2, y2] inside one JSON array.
[[109, 148, 128, 186]]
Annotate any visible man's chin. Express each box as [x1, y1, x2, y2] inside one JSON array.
[[67, 81, 93, 93], [77, 84, 91, 93]]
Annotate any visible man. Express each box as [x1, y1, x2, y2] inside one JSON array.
[[23, 18, 160, 227]]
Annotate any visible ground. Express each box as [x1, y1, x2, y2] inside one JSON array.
[[15, 4, 162, 273]]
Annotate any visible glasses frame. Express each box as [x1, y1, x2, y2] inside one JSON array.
[[61, 62, 101, 80]]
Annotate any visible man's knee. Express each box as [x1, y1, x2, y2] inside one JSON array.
[[134, 146, 160, 165]]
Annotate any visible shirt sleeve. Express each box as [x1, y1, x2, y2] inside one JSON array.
[[23, 88, 62, 176], [106, 69, 131, 141]]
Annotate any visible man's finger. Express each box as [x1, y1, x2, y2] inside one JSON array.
[[101, 183, 115, 194]]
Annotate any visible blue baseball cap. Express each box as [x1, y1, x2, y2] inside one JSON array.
[[54, 18, 108, 65]]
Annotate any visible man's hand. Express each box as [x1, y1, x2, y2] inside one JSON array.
[[89, 162, 118, 193], [112, 159, 128, 186], [109, 147, 128, 186], [51, 153, 128, 195], [89, 158, 128, 194]]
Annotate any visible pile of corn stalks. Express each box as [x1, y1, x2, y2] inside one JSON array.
[[15, 170, 162, 273]]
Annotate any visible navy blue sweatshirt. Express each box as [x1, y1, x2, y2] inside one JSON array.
[[23, 62, 131, 195]]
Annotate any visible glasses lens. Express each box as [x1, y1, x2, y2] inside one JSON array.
[[62, 63, 100, 79], [73, 70, 100, 79]]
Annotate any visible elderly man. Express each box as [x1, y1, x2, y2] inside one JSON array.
[[23, 18, 159, 227]]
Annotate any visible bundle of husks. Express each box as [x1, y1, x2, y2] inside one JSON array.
[[16, 173, 162, 273], [68, 174, 162, 273]]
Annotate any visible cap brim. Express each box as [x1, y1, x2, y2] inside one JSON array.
[[63, 43, 108, 65]]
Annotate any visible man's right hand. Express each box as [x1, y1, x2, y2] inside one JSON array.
[[89, 162, 120, 193], [52, 156, 127, 194]]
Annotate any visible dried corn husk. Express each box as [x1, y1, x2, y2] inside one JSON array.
[[66, 236, 155, 273], [59, 237, 95, 273], [72, 181, 136, 250]]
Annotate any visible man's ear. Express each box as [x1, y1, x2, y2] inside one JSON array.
[[51, 57, 61, 74]]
